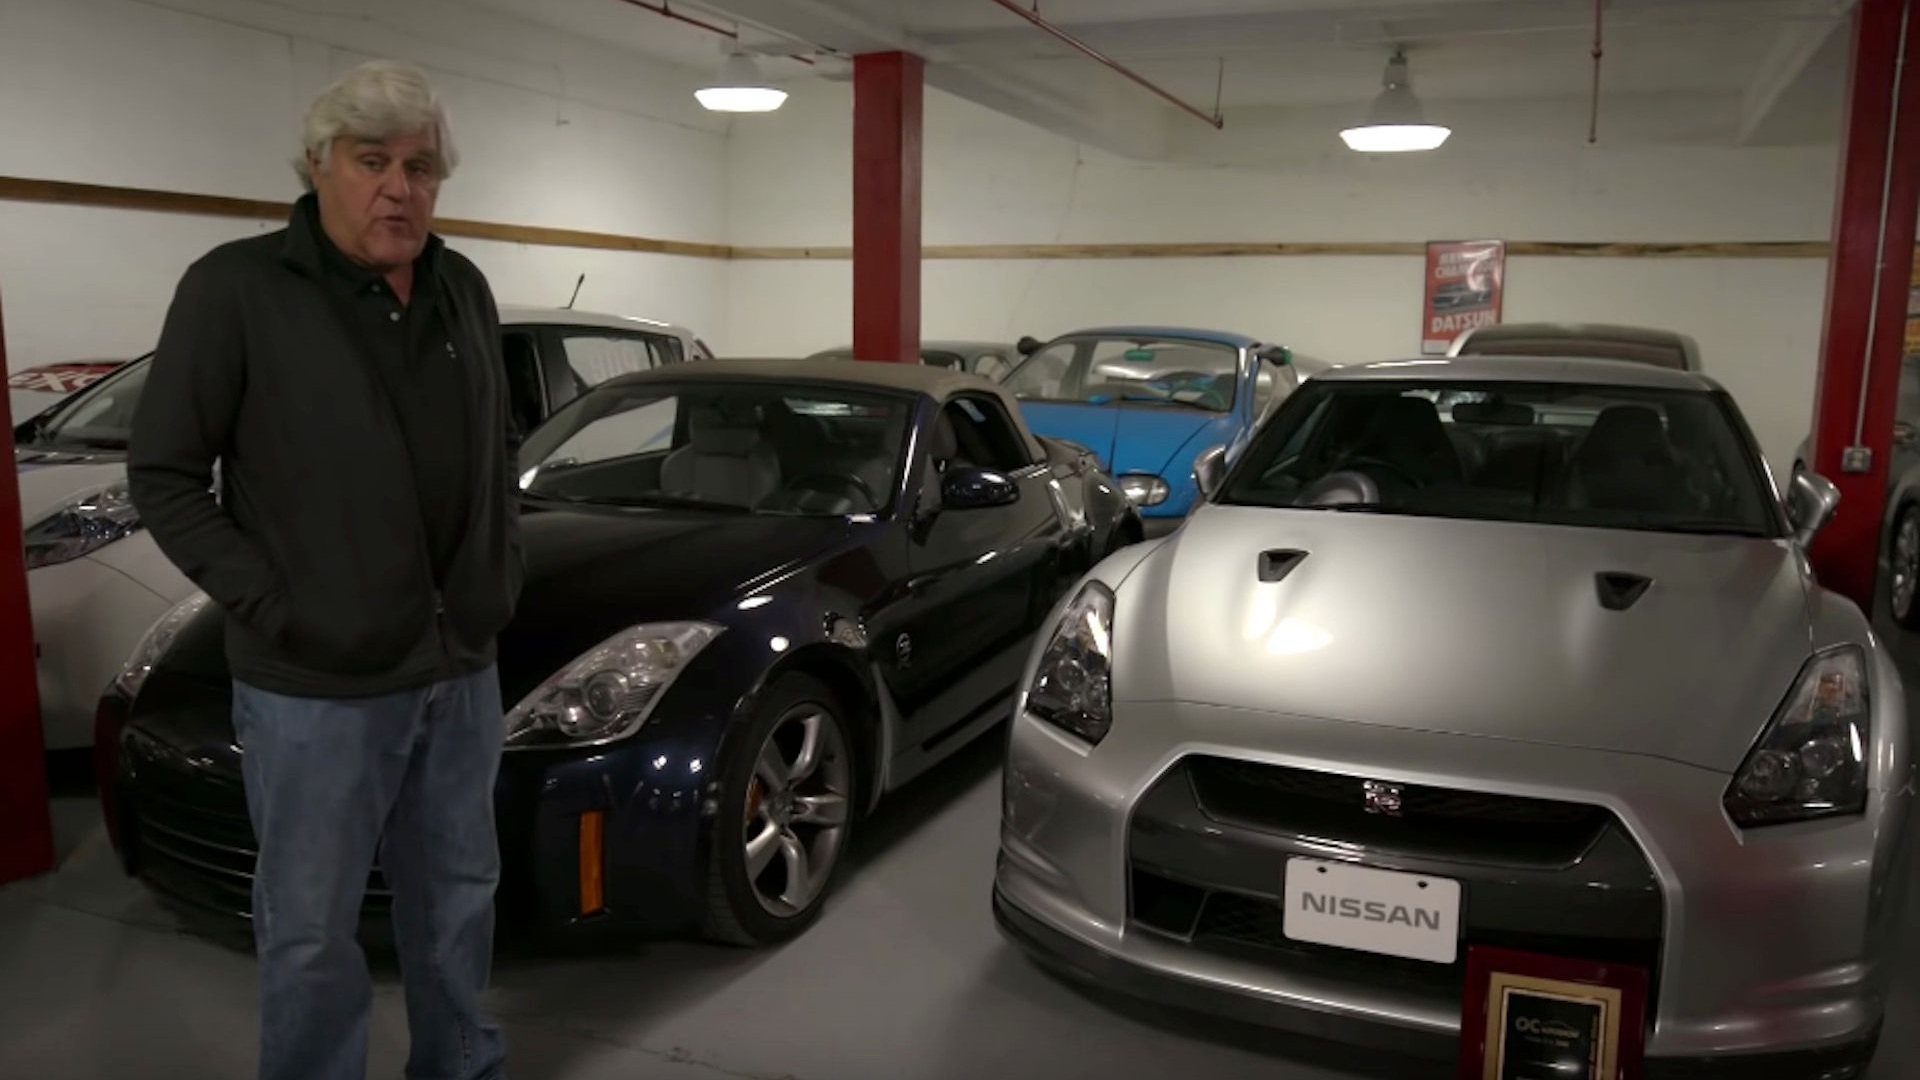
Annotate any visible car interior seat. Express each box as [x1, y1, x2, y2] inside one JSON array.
[[661, 405, 781, 507], [1346, 396, 1465, 486], [1563, 404, 1683, 512]]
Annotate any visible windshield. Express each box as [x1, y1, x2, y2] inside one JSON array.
[[1221, 379, 1781, 537], [1002, 336, 1239, 413], [35, 358, 151, 449], [519, 381, 913, 517]]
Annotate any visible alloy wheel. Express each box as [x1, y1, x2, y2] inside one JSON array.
[[741, 707, 851, 918], [1895, 511, 1920, 621]]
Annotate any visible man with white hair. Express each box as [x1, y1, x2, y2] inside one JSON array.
[[129, 59, 520, 1080]]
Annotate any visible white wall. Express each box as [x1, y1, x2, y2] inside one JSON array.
[[725, 82, 1839, 475], [0, 0, 730, 373]]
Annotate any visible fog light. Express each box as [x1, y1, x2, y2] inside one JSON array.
[[1118, 474, 1170, 507], [578, 810, 606, 915]]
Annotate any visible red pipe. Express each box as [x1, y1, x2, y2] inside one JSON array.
[[984, 0, 1224, 130], [614, 0, 738, 40]]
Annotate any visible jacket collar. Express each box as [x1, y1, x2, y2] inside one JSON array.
[[280, 192, 444, 291]]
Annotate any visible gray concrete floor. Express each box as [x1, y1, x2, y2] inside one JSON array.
[[4, 649, 1919, 1079]]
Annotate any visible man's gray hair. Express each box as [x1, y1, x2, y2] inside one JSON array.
[[295, 59, 459, 190]]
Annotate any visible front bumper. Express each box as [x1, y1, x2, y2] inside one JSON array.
[[107, 683, 718, 941], [28, 556, 174, 749], [995, 699, 1907, 1066]]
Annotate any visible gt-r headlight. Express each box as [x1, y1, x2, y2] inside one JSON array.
[[115, 591, 213, 701], [505, 622, 721, 749], [1725, 646, 1870, 827], [1024, 581, 1114, 745], [1117, 474, 1170, 507], [24, 480, 142, 569]]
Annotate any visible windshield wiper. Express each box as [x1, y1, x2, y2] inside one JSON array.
[[606, 492, 754, 513], [1636, 520, 1769, 538], [39, 434, 128, 451]]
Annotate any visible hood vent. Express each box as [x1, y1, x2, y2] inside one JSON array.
[[1259, 549, 1308, 583], [1595, 572, 1653, 611]]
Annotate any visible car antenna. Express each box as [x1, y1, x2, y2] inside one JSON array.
[[565, 273, 585, 310]]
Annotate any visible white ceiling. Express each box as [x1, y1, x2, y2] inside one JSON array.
[[452, 0, 1857, 157]]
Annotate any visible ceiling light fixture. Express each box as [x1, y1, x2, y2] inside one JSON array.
[[696, 53, 787, 113], [1340, 49, 1449, 153]]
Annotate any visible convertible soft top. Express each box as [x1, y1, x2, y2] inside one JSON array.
[[598, 357, 1049, 459], [1318, 355, 1723, 393]]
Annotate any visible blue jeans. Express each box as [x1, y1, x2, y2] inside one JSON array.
[[233, 666, 507, 1080]]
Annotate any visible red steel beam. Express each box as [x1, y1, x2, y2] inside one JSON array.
[[0, 284, 55, 885], [852, 51, 924, 364], [984, 0, 1225, 130], [1809, 0, 1920, 608]]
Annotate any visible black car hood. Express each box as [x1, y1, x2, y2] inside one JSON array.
[[498, 503, 854, 704], [132, 503, 856, 765]]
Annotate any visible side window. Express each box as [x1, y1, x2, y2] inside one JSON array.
[[559, 331, 659, 391], [1002, 344, 1074, 400], [653, 335, 686, 366], [944, 395, 1034, 472], [1899, 359, 1920, 422], [974, 352, 1014, 381], [501, 331, 546, 435]]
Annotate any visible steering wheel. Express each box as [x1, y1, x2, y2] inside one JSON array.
[[778, 471, 880, 512], [1335, 455, 1420, 490], [1295, 469, 1382, 507]]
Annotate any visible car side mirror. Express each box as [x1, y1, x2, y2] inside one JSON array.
[[1193, 444, 1229, 502], [1016, 335, 1042, 357], [1787, 470, 1841, 547], [941, 466, 1020, 510]]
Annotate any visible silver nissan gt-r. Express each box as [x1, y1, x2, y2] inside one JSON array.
[[994, 356, 1912, 1078]]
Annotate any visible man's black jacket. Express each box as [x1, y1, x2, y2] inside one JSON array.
[[128, 205, 525, 697]]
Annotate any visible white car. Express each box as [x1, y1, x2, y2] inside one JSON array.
[[18, 306, 710, 749], [8, 358, 138, 431]]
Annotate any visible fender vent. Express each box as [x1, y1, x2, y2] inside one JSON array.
[[1259, 549, 1308, 583], [1595, 572, 1653, 611]]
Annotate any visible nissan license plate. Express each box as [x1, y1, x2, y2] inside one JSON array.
[[1282, 858, 1462, 964]]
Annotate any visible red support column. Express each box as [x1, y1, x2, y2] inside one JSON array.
[[852, 51, 924, 363], [1809, 0, 1920, 609], [0, 286, 56, 885]]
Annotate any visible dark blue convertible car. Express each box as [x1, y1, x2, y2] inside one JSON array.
[[96, 359, 1137, 946]]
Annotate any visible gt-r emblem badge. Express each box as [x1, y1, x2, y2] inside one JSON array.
[[1363, 780, 1403, 817], [895, 633, 913, 668]]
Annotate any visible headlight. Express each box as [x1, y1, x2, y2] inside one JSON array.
[[505, 622, 721, 749], [1024, 581, 1114, 745], [1725, 646, 1870, 827], [115, 591, 213, 700], [1117, 474, 1170, 507], [24, 480, 142, 569]]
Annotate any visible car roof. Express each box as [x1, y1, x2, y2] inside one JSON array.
[[813, 341, 1012, 357], [497, 305, 693, 335], [1314, 355, 1722, 392], [1060, 326, 1262, 350], [606, 357, 1009, 398]]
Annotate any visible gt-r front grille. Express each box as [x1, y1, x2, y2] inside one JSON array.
[[1126, 757, 1667, 1018], [1186, 756, 1611, 867]]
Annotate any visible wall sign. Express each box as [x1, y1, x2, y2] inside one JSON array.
[[1422, 239, 1506, 354]]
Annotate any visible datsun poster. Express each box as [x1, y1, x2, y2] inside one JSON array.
[[1422, 240, 1506, 354]]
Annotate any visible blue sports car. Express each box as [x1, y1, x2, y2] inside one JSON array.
[[1002, 327, 1298, 535]]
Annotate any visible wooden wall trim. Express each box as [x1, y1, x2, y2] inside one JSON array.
[[0, 175, 1842, 262], [0, 176, 731, 260]]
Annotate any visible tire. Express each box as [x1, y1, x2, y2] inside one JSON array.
[[702, 674, 857, 946], [1891, 505, 1920, 630]]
